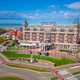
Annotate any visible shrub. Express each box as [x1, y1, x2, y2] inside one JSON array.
[[27, 59, 30, 62], [34, 60, 38, 63]]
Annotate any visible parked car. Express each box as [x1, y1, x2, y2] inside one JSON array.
[[44, 52, 49, 56], [27, 51, 32, 54], [37, 52, 42, 56]]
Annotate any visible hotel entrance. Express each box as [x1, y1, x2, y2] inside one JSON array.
[[43, 43, 54, 51]]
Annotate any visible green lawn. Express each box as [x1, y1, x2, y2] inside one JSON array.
[[72, 71, 80, 75], [0, 77, 22, 80], [16, 48, 27, 50], [8, 46, 27, 50], [1, 51, 76, 66], [6, 64, 51, 72], [0, 28, 7, 35], [50, 77, 58, 80], [8, 46, 16, 50]]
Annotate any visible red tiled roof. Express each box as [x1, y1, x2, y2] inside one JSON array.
[[8, 30, 22, 38]]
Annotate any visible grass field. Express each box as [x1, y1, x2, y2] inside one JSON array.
[[50, 77, 58, 80], [8, 46, 28, 50], [1, 51, 76, 66], [6, 64, 51, 72], [72, 71, 80, 75], [8, 46, 16, 50], [0, 77, 22, 80]]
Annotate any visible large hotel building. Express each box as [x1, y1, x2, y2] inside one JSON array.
[[22, 20, 80, 51]]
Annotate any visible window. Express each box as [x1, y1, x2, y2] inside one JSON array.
[[57, 37, 59, 39], [33, 33, 37, 34], [65, 26, 69, 28], [27, 38, 30, 40], [52, 29, 56, 32], [52, 33, 56, 35], [40, 36, 44, 38], [69, 30, 73, 32], [57, 33, 59, 35], [26, 29, 30, 31], [33, 39, 36, 41], [60, 41, 64, 43], [61, 30, 64, 32], [40, 39, 44, 41], [64, 41, 67, 43], [74, 41, 76, 43], [52, 40, 55, 42], [60, 37, 64, 39], [68, 34, 72, 36], [52, 37, 55, 39], [27, 36, 30, 37], [60, 34, 64, 36], [68, 38, 72, 40], [65, 37, 67, 39], [40, 33, 44, 35], [68, 41, 72, 43], [27, 32, 30, 34], [33, 36, 36, 37], [40, 29, 44, 31], [64, 45, 67, 49], [33, 29, 37, 31]]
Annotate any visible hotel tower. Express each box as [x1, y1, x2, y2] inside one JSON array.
[[22, 20, 80, 51]]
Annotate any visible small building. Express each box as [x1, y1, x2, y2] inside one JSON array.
[[8, 30, 23, 40]]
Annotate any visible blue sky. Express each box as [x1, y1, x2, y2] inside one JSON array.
[[0, 0, 80, 24]]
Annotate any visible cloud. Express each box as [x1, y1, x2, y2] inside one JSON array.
[[48, 5, 59, 8], [35, 13, 39, 16], [0, 11, 31, 20], [65, 2, 80, 9], [0, 10, 80, 23], [59, 11, 63, 14], [48, 5, 55, 8], [36, 9, 39, 12]]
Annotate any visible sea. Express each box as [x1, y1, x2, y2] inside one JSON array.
[[0, 24, 22, 29]]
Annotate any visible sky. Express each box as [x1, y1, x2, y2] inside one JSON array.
[[0, 0, 80, 24]]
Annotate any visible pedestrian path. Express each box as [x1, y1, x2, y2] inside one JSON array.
[[58, 70, 77, 80], [0, 62, 4, 65], [66, 76, 77, 80]]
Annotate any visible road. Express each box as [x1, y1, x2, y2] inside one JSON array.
[[0, 64, 46, 80], [75, 74, 80, 80], [0, 32, 7, 37]]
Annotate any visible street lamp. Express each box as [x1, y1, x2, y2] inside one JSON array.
[[31, 54, 33, 63]]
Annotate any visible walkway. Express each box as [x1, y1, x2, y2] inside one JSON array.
[[58, 70, 77, 80]]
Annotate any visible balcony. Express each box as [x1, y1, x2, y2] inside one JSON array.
[[40, 34, 44, 36], [68, 39, 72, 41], [60, 39, 64, 41], [51, 35, 56, 37], [33, 34, 36, 36]]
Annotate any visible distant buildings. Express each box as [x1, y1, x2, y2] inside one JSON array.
[[8, 30, 22, 40], [22, 20, 80, 51]]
